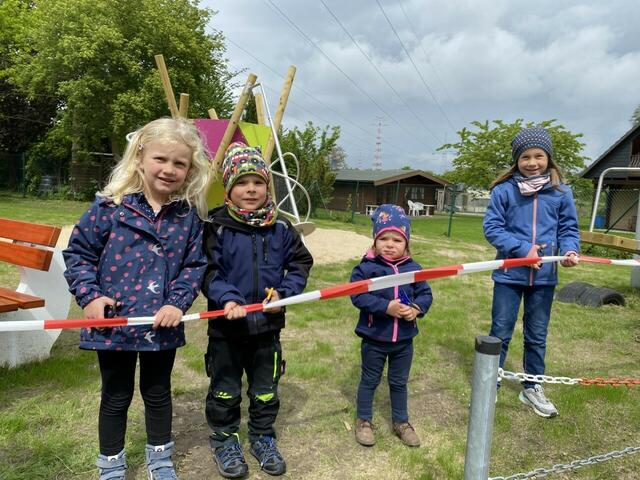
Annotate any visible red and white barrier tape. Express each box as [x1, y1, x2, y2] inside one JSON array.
[[1, 255, 637, 332]]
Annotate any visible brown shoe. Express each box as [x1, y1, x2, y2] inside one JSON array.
[[355, 418, 375, 446], [393, 422, 420, 447]]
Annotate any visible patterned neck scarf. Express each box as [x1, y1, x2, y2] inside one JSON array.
[[513, 172, 550, 196], [225, 195, 277, 227]]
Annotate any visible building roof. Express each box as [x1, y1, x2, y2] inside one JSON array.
[[580, 122, 640, 178], [334, 169, 450, 186]]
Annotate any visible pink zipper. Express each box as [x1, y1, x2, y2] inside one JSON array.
[[529, 193, 538, 286]]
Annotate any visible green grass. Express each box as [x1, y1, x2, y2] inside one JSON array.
[[0, 199, 639, 478]]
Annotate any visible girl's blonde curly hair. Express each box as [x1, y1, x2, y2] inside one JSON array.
[[101, 117, 213, 219]]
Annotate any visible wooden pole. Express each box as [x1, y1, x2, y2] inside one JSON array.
[[154, 54, 179, 118], [264, 65, 296, 163], [212, 73, 258, 171], [254, 92, 265, 125], [178, 93, 189, 118], [208, 108, 218, 120]]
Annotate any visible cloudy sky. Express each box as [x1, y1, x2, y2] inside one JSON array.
[[203, 0, 640, 173]]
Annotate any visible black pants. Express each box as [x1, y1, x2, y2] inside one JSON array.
[[205, 331, 283, 448], [96, 349, 176, 455]]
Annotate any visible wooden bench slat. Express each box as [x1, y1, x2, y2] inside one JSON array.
[[581, 231, 640, 254], [0, 287, 45, 309], [0, 296, 20, 313], [0, 218, 61, 247], [0, 242, 54, 271]]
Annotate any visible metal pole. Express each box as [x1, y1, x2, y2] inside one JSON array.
[[464, 336, 501, 480], [447, 187, 456, 237]]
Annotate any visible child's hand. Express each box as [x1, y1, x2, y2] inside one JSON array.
[[402, 307, 420, 322], [263, 288, 282, 313], [153, 305, 183, 329], [560, 252, 579, 268], [84, 296, 115, 319], [224, 301, 247, 320], [386, 299, 409, 318], [526, 244, 542, 270]]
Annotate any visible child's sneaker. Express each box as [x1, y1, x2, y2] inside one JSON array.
[[355, 418, 375, 446], [393, 422, 421, 447], [250, 436, 286, 476], [96, 449, 126, 480], [519, 384, 558, 418], [145, 441, 178, 479], [212, 439, 248, 479]]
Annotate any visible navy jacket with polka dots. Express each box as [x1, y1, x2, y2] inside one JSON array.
[[63, 194, 206, 351]]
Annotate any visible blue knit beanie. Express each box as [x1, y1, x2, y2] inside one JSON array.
[[371, 204, 411, 242], [511, 128, 553, 164]]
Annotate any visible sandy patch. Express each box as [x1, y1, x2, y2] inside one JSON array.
[[304, 228, 371, 265], [59, 225, 373, 266]]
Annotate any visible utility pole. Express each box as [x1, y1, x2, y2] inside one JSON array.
[[373, 117, 384, 170]]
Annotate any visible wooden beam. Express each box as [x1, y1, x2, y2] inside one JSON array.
[[264, 65, 296, 163], [580, 230, 640, 254], [0, 218, 60, 246], [254, 92, 265, 125], [154, 54, 179, 118], [178, 93, 189, 118], [208, 108, 218, 119], [212, 73, 258, 172], [0, 287, 44, 309]]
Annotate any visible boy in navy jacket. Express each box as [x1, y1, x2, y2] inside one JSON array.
[[203, 143, 313, 478]]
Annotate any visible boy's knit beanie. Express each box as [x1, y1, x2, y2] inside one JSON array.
[[371, 204, 411, 242], [222, 142, 270, 193], [511, 127, 553, 164]]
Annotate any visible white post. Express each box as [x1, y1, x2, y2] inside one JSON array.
[[632, 191, 640, 288]]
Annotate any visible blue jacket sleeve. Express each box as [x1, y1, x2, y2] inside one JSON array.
[[62, 200, 112, 308], [349, 263, 391, 316], [483, 186, 532, 258], [165, 215, 207, 313], [557, 188, 581, 255], [412, 279, 433, 318], [277, 225, 313, 299]]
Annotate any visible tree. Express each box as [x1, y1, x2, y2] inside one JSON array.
[[0, 0, 58, 154], [632, 104, 640, 126], [7, 0, 234, 163], [277, 122, 341, 215], [438, 119, 588, 189], [327, 145, 347, 170]]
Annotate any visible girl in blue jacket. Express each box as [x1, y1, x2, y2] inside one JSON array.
[[63, 117, 211, 479], [350, 204, 432, 448], [483, 127, 580, 418]]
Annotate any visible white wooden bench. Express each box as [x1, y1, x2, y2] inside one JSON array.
[[0, 218, 71, 367]]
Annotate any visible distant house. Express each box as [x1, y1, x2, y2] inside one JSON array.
[[580, 123, 640, 232], [327, 169, 450, 215]]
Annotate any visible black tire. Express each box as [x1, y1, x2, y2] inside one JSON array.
[[556, 282, 625, 307]]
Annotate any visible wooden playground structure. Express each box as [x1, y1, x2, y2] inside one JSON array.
[[153, 55, 314, 236]]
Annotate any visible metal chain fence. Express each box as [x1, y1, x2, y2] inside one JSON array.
[[489, 446, 640, 480]]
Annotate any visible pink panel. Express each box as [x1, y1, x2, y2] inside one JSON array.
[[193, 119, 247, 160]]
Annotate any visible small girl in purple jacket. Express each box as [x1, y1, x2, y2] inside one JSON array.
[[350, 204, 432, 448], [63, 117, 212, 480]]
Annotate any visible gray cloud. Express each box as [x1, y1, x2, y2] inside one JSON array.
[[204, 0, 640, 172]]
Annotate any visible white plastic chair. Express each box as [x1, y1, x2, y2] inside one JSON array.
[[407, 200, 425, 216], [407, 200, 418, 216]]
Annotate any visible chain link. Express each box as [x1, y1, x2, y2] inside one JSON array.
[[498, 369, 640, 387], [579, 377, 640, 387], [489, 446, 640, 480], [498, 368, 582, 385]]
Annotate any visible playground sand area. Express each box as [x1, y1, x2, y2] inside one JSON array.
[[59, 225, 372, 264]]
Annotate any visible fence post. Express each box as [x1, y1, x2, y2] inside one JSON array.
[[464, 336, 501, 480]]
